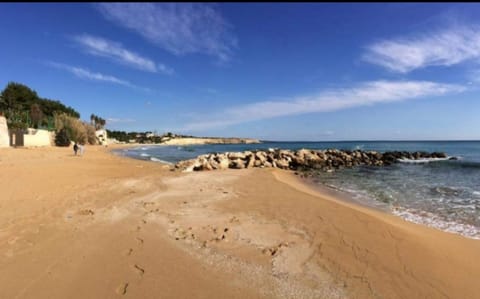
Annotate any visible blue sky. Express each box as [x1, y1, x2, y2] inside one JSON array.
[[1, 3, 479, 140]]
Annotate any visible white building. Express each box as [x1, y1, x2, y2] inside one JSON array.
[[95, 129, 108, 146]]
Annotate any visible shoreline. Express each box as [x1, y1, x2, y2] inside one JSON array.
[[1, 145, 480, 298], [113, 144, 479, 240]]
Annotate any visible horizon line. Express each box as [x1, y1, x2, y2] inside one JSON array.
[[260, 139, 480, 143]]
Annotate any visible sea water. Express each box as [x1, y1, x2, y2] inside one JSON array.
[[115, 141, 480, 239]]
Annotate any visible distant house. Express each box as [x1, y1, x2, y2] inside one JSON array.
[[95, 129, 108, 146]]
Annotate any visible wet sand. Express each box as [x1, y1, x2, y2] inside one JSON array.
[[1, 145, 479, 298]]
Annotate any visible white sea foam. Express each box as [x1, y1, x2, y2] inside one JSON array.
[[397, 157, 452, 163], [140, 153, 150, 157], [150, 157, 173, 164], [392, 207, 480, 240]]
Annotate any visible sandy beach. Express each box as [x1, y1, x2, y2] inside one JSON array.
[[1, 145, 480, 299]]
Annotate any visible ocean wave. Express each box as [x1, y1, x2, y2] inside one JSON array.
[[392, 207, 480, 240], [140, 153, 150, 157], [354, 144, 364, 150], [150, 157, 173, 164], [177, 146, 196, 152], [397, 157, 453, 163]]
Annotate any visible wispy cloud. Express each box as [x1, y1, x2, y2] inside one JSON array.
[[73, 34, 173, 75], [183, 80, 465, 131], [96, 3, 237, 62], [47, 61, 137, 88], [363, 25, 480, 73]]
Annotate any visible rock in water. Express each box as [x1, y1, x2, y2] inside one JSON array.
[[173, 148, 450, 172]]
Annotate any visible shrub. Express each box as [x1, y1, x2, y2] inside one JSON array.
[[85, 123, 97, 144], [54, 112, 97, 145], [55, 128, 70, 146]]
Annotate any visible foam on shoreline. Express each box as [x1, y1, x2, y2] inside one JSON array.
[[393, 207, 480, 239], [397, 157, 454, 163], [150, 157, 173, 164]]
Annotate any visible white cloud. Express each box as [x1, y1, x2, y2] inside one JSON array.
[[183, 80, 465, 131], [363, 25, 480, 73], [96, 3, 237, 62], [73, 34, 173, 75], [48, 62, 137, 88]]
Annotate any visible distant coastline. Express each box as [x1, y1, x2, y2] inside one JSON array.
[[160, 137, 260, 145]]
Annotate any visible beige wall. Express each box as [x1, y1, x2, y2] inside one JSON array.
[[24, 128, 54, 147], [0, 116, 9, 148]]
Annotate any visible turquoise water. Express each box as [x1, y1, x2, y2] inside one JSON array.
[[115, 141, 480, 239]]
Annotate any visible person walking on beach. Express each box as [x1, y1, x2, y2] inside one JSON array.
[[73, 142, 79, 156], [79, 143, 85, 156]]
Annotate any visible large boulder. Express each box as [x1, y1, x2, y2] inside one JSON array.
[[275, 159, 290, 169], [228, 152, 246, 160], [217, 156, 230, 170], [431, 152, 447, 158], [255, 151, 267, 163], [246, 155, 256, 168], [231, 158, 245, 169]]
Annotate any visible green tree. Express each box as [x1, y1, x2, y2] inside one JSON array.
[[0, 82, 38, 112], [0, 82, 80, 129], [55, 128, 70, 146], [30, 103, 43, 128]]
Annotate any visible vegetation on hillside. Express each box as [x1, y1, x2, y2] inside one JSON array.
[[0, 81, 108, 147], [0, 82, 80, 129]]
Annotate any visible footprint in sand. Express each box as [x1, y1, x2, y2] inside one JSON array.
[[262, 242, 290, 257], [143, 208, 160, 217], [133, 264, 145, 277], [229, 216, 240, 223], [78, 209, 95, 216], [135, 237, 144, 246], [210, 227, 229, 242], [173, 227, 196, 241], [124, 248, 134, 256], [142, 202, 154, 208], [116, 282, 129, 295]]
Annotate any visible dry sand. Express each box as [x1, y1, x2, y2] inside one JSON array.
[[1, 145, 479, 299]]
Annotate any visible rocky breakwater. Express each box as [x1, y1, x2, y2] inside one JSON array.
[[174, 148, 453, 172]]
